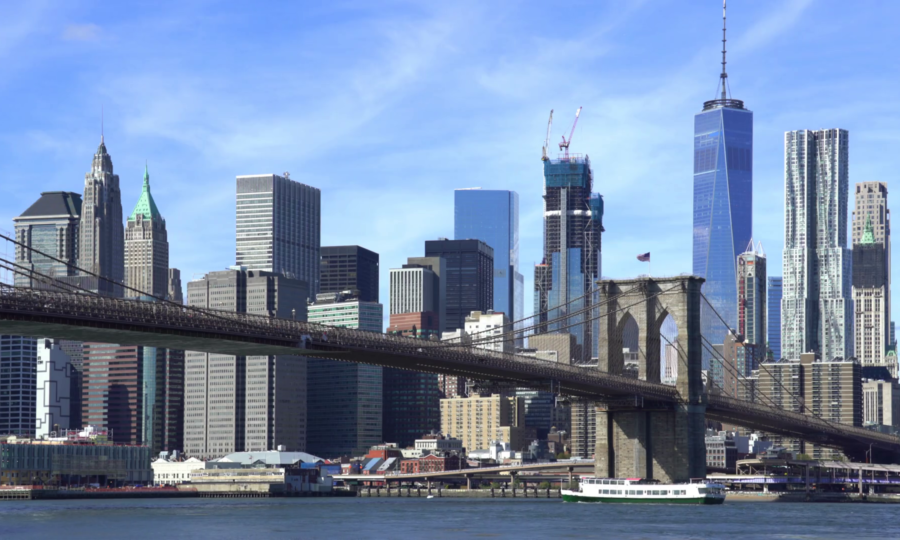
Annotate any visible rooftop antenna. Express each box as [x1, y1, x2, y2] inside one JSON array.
[[101, 105, 104, 144], [720, 0, 728, 100]]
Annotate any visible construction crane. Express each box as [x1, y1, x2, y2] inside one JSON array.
[[541, 109, 554, 161], [558, 106, 582, 160]]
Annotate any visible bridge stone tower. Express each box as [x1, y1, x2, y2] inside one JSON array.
[[594, 276, 706, 482]]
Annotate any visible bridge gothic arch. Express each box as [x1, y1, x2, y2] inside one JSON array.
[[594, 276, 706, 482]]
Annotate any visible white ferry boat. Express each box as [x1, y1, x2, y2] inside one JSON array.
[[561, 477, 725, 504]]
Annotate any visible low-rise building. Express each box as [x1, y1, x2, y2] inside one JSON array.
[[705, 430, 738, 471], [190, 466, 332, 494], [399, 453, 463, 474], [414, 433, 463, 456], [0, 434, 151, 487], [152, 456, 241, 485]]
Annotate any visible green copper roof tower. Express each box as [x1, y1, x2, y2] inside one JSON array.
[[125, 162, 170, 299], [129, 163, 162, 221]]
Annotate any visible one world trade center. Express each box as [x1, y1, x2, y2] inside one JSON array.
[[693, 1, 753, 370]]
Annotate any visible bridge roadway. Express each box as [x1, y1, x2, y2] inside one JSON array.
[[1, 288, 899, 458]]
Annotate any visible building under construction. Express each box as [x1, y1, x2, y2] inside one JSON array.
[[534, 108, 604, 364]]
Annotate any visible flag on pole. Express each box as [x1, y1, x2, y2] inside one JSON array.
[[637, 252, 651, 262]]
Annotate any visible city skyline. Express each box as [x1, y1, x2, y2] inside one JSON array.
[[0, 1, 898, 329]]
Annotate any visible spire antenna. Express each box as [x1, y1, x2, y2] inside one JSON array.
[[101, 105, 104, 144], [720, 0, 728, 100]]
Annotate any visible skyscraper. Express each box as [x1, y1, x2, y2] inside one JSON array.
[[320, 245, 379, 302], [852, 182, 891, 363], [184, 268, 309, 459], [78, 136, 124, 296], [167, 268, 183, 303], [782, 129, 852, 361], [125, 165, 168, 299], [534, 155, 603, 364], [383, 260, 443, 447], [307, 290, 383, 457], [424, 239, 494, 332], [454, 189, 523, 332], [767, 277, 783, 361], [853, 218, 893, 377], [737, 241, 766, 371], [0, 335, 37, 436], [692, 6, 753, 349], [13, 191, 81, 288], [11, 192, 82, 436], [235, 174, 320, 293]]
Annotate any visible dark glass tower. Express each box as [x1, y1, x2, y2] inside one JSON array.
[[424, 239, 494, 332], [320, 245, 380, 303], [693, 6, 752, 350]]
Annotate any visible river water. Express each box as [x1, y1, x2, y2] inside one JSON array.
[[0, 497, 894, 539]]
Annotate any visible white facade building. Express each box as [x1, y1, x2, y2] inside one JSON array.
[[35, 339, 73, 438], [464, 310, 512, 354], [389, 266, 438, 316], [782, 129, 852, 362]]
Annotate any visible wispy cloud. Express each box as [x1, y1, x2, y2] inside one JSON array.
[[62, 23, 101, 42]]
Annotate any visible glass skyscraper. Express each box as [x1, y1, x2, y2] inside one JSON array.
[[454, 189, 523, 331], [767, 277, 782, 361], [693, 85, 753, 353], [534, 157, 603, 364]]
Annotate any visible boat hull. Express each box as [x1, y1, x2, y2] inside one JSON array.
[[561, 492, 725, 505]]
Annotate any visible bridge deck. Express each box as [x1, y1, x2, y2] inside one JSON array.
[[1, 288, 898, 457]]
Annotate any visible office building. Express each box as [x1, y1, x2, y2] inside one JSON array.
[[0, 336, 37, 437], [389, 263, 443, 326], [124, 165, 168, 298], [852, 183, 890, 323], [853, 218, 893, 376], [782, 129, 852, 362], [862, 379, 900, 430], [13, 191, 81, 288], [440, 394, 528, 452], [424, 239, 493, 333], [692, 24, 753, 356], [167, 268, 183, 303], [758, 353, 862, 458], [663, 343, 679, 384], [384, 266, 442, 447], [235, 174, 321, 293], [462, 310, 512, 354], [570, 400, 596, 459], [81, 342, 158, 446], [534, 152, 603, 363], [307, 291, 383, 457], [35, 339, 74, 438], [767, 277, 782, 361], [454, 189, 524, 339], [10, 193, 81, 438], [78, 136, 124, 296], [737, 241, 766, 371], [319, 246, 379, 303], [184, 268, 309, 459]]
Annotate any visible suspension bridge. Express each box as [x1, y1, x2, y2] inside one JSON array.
[[0, 234, 899, 481]]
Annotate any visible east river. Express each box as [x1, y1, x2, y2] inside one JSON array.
[[1, 497, 896, 539]]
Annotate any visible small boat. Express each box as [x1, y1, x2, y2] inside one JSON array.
[[426, 495, 435, 499], [561, 477, 725, 505]]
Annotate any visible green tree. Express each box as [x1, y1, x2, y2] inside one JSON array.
[[796, 453, 813, 461], [490, 482, 502, 489], [556, 452, 571, 460], [538, 481, 551, 490]]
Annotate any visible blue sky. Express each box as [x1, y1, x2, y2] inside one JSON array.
[[1, 0, 898, 327]]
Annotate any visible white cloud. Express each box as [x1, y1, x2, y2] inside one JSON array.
[[62, 23, 101, 42]]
